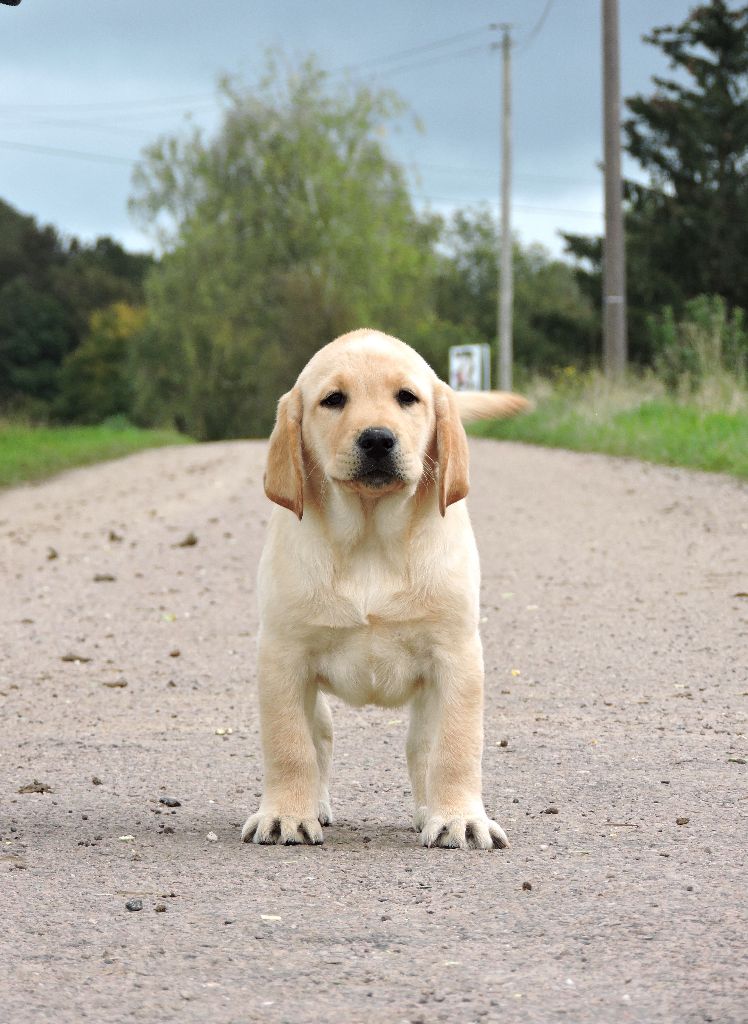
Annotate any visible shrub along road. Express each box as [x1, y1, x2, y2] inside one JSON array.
[[0, 439, 745, 1023]]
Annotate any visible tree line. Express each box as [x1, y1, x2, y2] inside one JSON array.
[[1, 1, 746, 439]]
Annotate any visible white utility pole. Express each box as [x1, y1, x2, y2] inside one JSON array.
[[602, 0, 627, 376], [497, 24, 513, 391]]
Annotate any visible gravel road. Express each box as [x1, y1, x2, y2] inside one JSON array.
[[1, 439, 746, 1024]]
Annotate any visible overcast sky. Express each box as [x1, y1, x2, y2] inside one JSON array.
[[1, 0, 697, 258]]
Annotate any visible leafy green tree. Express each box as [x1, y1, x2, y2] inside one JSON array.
[[55, 303, 146, 423], [0, 277, 74, 408], [51, 238, 153, 337], [435, 209, 598, 375], [0, 198, 153, 416], [129, 57, 436, 439], [0, 199, 66, 293]]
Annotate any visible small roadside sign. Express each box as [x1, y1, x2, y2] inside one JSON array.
[[449, 344, 491, 391]]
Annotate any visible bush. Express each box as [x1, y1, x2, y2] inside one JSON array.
[[648, 295, 748, 390]]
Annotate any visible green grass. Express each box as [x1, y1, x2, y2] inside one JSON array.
[[0, 422, 192, 488], [470, 380, 748, 479]]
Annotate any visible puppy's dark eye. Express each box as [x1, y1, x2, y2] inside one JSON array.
[[396, 389, 419, 407], [320, 391, 346, 409]]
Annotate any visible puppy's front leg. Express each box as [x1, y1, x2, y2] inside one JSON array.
[[420, 636, 509, 851], [241, 642, 323, 846]]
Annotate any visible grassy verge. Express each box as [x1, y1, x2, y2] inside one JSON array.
[[469, 373, 748, 479], [0, 422, 192, 488]]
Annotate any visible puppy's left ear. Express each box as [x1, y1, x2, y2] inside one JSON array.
[[264, 388, 304, 520], [435, 381, 470, 516]]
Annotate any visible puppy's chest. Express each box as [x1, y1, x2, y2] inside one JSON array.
[[312, 552, 425, 627], [306, 556, 438, 707], [312, 620, 434, 708]]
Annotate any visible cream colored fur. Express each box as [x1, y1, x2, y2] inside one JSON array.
[[241, 329, 525, 849]]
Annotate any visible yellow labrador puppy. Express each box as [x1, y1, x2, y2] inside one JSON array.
[[242, 329, 528, 850]]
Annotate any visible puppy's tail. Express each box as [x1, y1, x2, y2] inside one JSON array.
[[453, 390, 531, 423]]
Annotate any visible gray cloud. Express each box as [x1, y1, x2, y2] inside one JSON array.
[[1, 0, 695, 255]]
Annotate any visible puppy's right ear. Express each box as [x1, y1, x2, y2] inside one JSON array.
[[264, 388, 304, 520]]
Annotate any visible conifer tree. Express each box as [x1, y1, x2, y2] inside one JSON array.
[[566, 1, 748, 362]]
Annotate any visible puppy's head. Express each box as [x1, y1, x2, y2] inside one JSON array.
[[265, 330, 469, 519]]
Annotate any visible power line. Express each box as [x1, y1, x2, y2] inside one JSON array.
[[0, 28, 495, 119], [0, 93, 215, 113], [365, 43, 490, 80], [0, 138, 133, 166], [407, 162, 598, 186], [328, 25, 492, 76], [412, 193, 602, 217], [0, 137, 602, 216], [518, 0, 556, 51], [0, 117, 157, 139]]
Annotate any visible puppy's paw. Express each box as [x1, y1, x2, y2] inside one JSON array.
[[241, 812, 324, 846], [413, 805, 428, 831], [421, 813, 509, 851], [318, 799, 333, 826]]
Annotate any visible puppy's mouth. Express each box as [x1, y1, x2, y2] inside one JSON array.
[[352, 468, 403, 489], [333, 456, 409, 493]]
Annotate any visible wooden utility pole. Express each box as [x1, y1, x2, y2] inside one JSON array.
[[602, 0, 627, 376], [497, 24, 513, 391]]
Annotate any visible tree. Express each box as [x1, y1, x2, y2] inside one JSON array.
[[435, 209, 598, 375], [129, 56, 436, 439], [625, 1, 748, 309], [566, 1, 748, 364], [0, 198, 153, 416], [55, 303, 146, 423], [0, 278, 74, 409]]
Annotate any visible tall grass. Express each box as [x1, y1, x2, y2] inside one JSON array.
[[471, 366, 748, 478]]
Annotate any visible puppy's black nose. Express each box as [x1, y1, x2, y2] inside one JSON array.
[[357, 427, 396, 461]]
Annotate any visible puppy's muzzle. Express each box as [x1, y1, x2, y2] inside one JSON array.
[[354, 427, 401, 486]]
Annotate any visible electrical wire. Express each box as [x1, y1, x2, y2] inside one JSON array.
[[0, 138, 133, 166], [413, 194, 602, 218], [0, 93, 215, 113], [0, 28, 495, 115], [328, 25, 492, 76], [406, 161, 598, 187], [518, 0, 556, 52], [362, 43, 491, 80]]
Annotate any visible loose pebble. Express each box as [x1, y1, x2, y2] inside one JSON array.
[[125, 900, 143, 912], [18, 780, 52, 794]]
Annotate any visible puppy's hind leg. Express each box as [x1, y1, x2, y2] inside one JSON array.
[[313, 691, 334, 825]]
